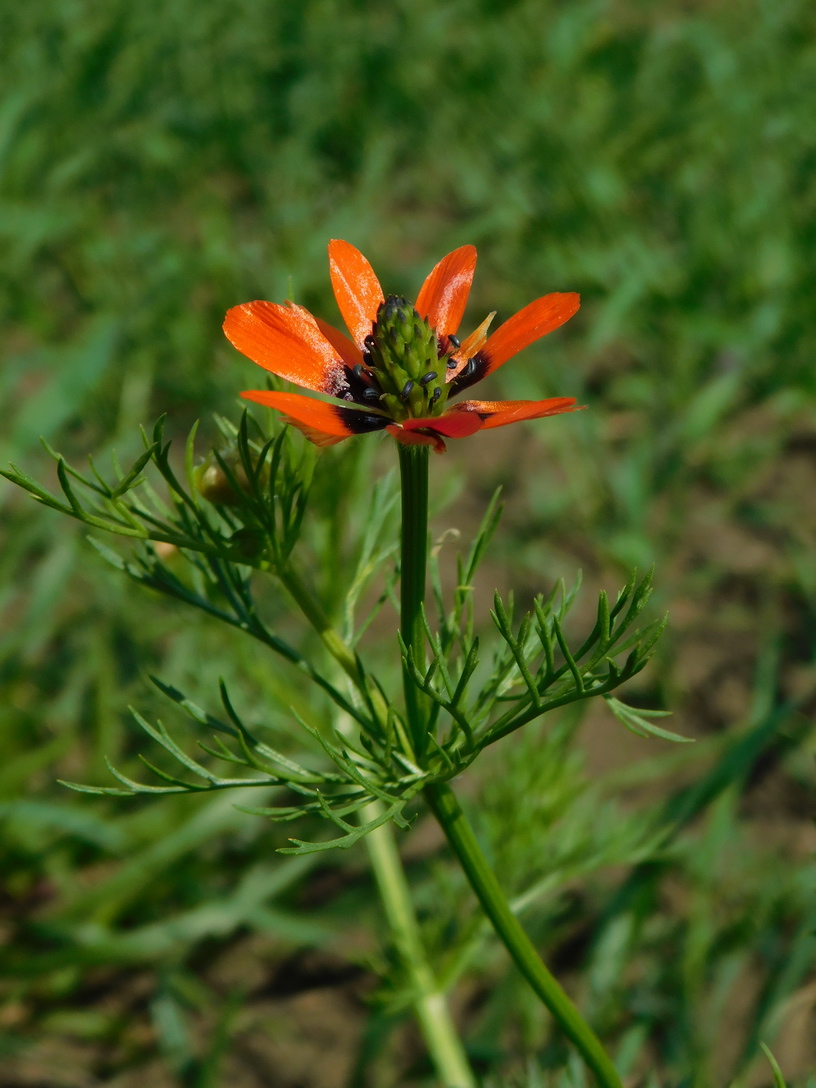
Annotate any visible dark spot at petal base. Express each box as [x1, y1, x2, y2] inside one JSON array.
[[334, 407, 390, 435], [450, 351, 490, 394]]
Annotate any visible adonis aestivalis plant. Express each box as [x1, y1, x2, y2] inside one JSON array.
[[3, 238, 675, 1088]]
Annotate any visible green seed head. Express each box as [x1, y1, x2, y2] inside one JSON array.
[[368, 296, 451, 419]]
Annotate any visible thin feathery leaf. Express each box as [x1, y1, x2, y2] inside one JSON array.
[[552, 614, 585, 694], [605, 698, 691, 744], [278, 800, 405, 855], [58, 779, 135, 797], [132, 712, 226, 784], [184, 419, 201, 505], [110, 444, 158, 499]]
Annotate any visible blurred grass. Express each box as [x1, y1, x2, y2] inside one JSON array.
[[1, 0, 815, 1084]]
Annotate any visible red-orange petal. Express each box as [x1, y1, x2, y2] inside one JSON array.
[[386, 426, 447, 453], [398, 412, 485, 439], [328, 240, 384, 349], [415, 245, 477, 336], [385, 410, 485, 453], [314, 317, 363, 370], [241, 390, 389, 446], [224, 301, 348, 396], [450, 397, 581, 429], [478, 292, 580, 378]]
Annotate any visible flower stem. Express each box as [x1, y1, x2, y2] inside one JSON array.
[[280, 562, 364, 687], [282, 565, 472, 1085], [280, 561, 417, 759], [364, 804, 476, 1088], [397, 442, 430, 759], [424, 781, 624, 1088]]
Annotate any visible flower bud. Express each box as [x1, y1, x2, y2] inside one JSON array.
[[194, 452, 259, 506]]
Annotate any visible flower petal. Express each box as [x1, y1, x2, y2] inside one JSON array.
[[314, 317, 364, 370], [386, 426, 447, 453], [452, 292, 580, 393], [328, 239, 384, 349], [450, 397, 581, 429], [399, 412, 485, 438], [224, 301, 349, 396], [457, 312, 495, 362], [241, 390, 389, 446], [415, 245, 477, 335], [446, 312, 495, 383], [386, 410, 485, 453]]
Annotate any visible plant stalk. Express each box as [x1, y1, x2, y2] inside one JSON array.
[[424, 781, 624, 1088], [397, 442, 430, 758], [280, 562, 364, 687], [280, 561, 416, 759], [364, 804, 476, 1088], [282, 544, 471, 1084]]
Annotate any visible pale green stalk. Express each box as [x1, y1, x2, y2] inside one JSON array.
[[364, 805, 476, 1088], [279, 555, 474, 1087]]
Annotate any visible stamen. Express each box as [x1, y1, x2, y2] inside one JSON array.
[[400, 380, 415, 401], [431, 387, 441, 404], [448, 334, 461, 349], [353, 363, 364, 378], [446, 358, 458, 369], [419, 371, 438, 386]]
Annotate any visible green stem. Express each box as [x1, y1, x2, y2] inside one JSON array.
[[397, 442, 430, 758], [281, 562, 364, 687], [394, 433, 621, 1085], [280, 561, 416, 760], [425, 781, 624, 1088], [280, 551, 471, 1083], [364, 805, 476, 1088]]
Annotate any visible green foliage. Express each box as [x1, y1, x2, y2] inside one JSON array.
[[403, 568, 670, 762], [7, 414, 668, 864], [2, 0, 815, 1083]]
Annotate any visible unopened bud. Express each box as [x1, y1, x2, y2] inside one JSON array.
[[194, 454, 253, 506]]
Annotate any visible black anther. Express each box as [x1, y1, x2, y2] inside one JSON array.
[[448, 334, 461, 349], [419, 371, 438, 386], [400, 380, 415, 400]]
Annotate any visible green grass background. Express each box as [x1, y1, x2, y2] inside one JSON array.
[[1, 1, 815, 1085]]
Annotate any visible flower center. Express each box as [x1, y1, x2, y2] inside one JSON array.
[[364, 295, 454, 421]]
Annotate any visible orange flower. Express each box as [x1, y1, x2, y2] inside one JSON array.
[[224, 241, 581, 453]]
